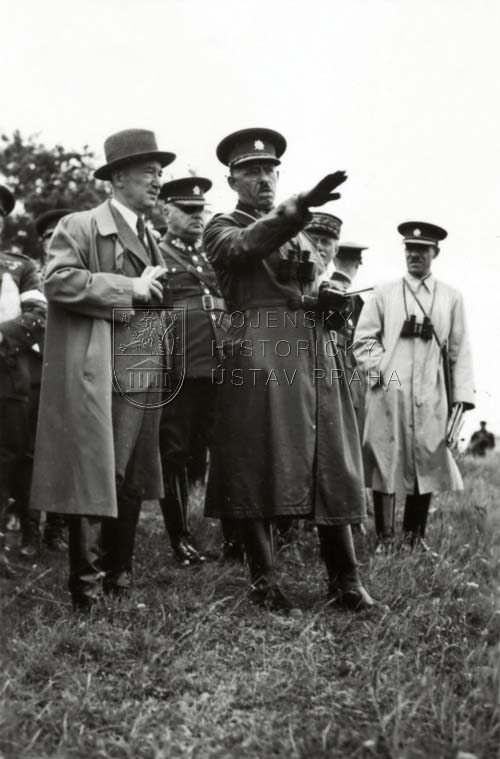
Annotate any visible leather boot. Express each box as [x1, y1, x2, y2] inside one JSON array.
[[68, 515, 103, 611], [239, 519, 293, 612], [318, 524, 377, 611], [43, 512, 68, 552], [0, 495, 17, 579], [102, 491, 142, 596], [373, 491, 395, 553], [220, 518, 245, 563], [403, 493, 432, 551], [160, 467, 206, 566]]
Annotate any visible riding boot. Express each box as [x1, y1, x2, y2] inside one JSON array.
[[102, 491, 142, 595], [43, 512, 68, 552], [318, 524, 377, 611], [0, 494, 17, 579], [403, 493, 432, 550], [239, 518, 292, 611], [221, 518, 245, 563], [159, 467, 205, 566], [68, 515, 103, 611], [373, 491, 396, 553]]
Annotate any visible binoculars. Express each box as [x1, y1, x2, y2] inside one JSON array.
[[276, 249, 315, 284], [400, 315, 434, 341]]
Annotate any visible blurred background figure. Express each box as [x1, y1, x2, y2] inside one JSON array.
[[467, 421, 495, 457]]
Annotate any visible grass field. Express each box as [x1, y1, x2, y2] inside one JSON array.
[[1, 455, 499, 759]]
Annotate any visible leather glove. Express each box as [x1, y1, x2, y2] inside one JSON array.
[[301, 171, 348, 208], [317, 283, 350, 311]]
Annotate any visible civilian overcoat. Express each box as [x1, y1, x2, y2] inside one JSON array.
[[353, 275, 475, 494], [31, 201, 165, 517]]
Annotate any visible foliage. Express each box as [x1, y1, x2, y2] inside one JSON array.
[[0, 130, 109, 259], [1, 456, 499, 758]]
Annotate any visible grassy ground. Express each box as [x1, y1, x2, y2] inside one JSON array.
[[1, 455, 499, 759]]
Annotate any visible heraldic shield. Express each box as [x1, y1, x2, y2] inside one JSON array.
[[112, 306, 186, 409]]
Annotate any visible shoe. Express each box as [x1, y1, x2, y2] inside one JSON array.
[[249, 582, 294, 612], [172, 537, 206, 567], [328, 569, 378, 612], [0, 552, 18, 579], [103, 570, 133, 598], [19, 539, 39, 559], [374, 536, 395, 555], [44, 535, 68, 552]]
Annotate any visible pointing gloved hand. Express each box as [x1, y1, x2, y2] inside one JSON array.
[[301, 171, 348, 208], [317, 281, 351, 311], [132, 265, 167, 302]]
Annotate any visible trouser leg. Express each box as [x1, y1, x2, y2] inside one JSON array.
[[0, 399, 30, 573], [0, 494, 16, 578], [403, 490, 432, 546], [221, 518, 245, 563], [67, 515, 103, 610], [373, 491, 396, 552], [318, 524, 377, 611], [238, 518, 275, 586], [159, 380, 208, 564], [101, 488, 142, 594], [44, 512, 68, 550]]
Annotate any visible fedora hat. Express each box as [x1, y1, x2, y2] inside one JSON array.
[[94, 128, 176, 180]]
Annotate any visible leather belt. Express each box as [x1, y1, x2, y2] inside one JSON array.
[[167, 294, 226, 312]]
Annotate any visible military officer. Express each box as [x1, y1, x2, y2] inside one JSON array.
[[157, 177, 243, 565], [468, 421, 495, 457], [31, 129, 174, 609], [304, 211, 342, 267], [354, 222, 475, 550], [0, 185, 47, 576], [203, 128, 376, 612]]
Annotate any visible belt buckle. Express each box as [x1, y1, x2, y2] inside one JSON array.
[[202, 294, 215, 311]]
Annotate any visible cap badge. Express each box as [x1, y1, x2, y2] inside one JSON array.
[[254, 139, 265, 151], [413, 228, 421, 237], [192, 186, 201, 195]]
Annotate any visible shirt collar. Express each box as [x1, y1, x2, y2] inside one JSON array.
[[404, 272, 435, 293], [165, 232, 202, 252], [111, 197, 141, 233]]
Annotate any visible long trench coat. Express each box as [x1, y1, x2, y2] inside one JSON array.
[[31, 201, 165, 517], [353, 274, 475, 494], [203, 199, 366, 526]]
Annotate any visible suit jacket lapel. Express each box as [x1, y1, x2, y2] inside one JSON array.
[[146, 227, 163, 266], [108, 202, 151, 269]]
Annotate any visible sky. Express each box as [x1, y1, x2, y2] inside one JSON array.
[[2, 0, 500, 439]]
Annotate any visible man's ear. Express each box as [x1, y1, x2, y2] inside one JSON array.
[[111, 169, 125, 189], [227, 173, 237, 191], [163, 202, 171, 221], [433, 246, 439, 258]]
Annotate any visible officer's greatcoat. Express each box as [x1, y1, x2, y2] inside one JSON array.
[[353, 274, 475, 494], [31, 201, 165, 518], [203, 200, 366, 525]]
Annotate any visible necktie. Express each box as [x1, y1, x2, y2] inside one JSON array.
[[136, 216, 146, 247]]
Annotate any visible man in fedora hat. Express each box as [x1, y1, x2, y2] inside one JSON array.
[[354, 221, 475, 550], [0, 186, 47, 577], [31, 129, 175, 610], [203, 127, 377, 612], [156, 177, 243, 566]]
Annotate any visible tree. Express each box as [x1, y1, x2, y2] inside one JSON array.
[[0, 131, 109, 259]]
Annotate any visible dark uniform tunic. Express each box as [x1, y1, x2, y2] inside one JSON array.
[[203, 201, 366, 526], [158, 233, 227, 474], [0, 251, 46, 512]]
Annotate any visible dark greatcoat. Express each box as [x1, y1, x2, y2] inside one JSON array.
[[31, 201, 165, 518], [203, 199, 366, 526]]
